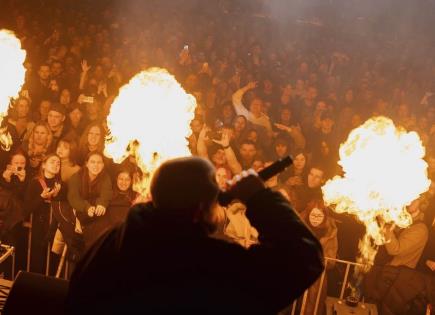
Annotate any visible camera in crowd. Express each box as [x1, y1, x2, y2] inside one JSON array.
[[206, 119, 224, 141]]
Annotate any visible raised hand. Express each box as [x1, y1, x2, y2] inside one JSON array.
[[81, 60, 91, 73]]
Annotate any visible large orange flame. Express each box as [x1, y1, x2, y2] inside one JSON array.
[[105, 67, 197, 197], [322, 116, 430, 270], [0, 30, 26, 150]]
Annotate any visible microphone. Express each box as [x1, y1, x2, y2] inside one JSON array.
[[218, 156, 293, 206]]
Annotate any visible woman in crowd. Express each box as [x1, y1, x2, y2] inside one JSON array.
[[301, 200, 338, 315], [282, 150, 309, 188], [67, 151, 112, 251], [24, 153, 65, 274], [56, 135, 80, 182], [66, 103, 85, 139], [77, 122, 105, 166], [21, 122, 53, 178], [107, 167, 138, 227]]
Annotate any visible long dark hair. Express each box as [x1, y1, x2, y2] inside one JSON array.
[[78, 122, 105, 154], [79, 151, 107, 202], [57, 134, 79, 165], [113, 168, 137, 204], [36, 153, 62, 183]]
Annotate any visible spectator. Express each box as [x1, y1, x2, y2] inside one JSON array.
[[24, 153, 65, 274], [21, 122, 53, 178], [77, 122, 105, 166], [66, 103, 86, 139], [298, 165, 326, 213], [301, 199, 338, 315], [0, 150, 27, 247], [67, 151, 112, 250], [106, 168, 138, 227], [56, 135, 80, 182], [47, 103, 69, 147], [6, 97, 35, 150], [232, 81, 273, 136]]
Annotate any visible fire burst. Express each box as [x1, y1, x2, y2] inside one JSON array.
[[322, 116, 430, 270], [105, 67, 197, 196], [0, 30, 26, 150]]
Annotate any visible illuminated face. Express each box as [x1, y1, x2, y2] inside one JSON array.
[[39, 100, 51, 118], [38, 65, 50, 80], [190, 119, 202, 134], [249, 98, 263, 117], [43, 155, 61, 176], [33, 125, 49, 145], [56, 141, 70, 159], [239, 144, 256, 162], [215, 167, 229, 191], [275, 143, 288, 158], [117, 172, 132, 192], [51, 62, 62, 76], [293, 153, 306, 171], [16, 99, 30, 118], [234, 116, 246, 132], [47, 110, 65, 129], [307, 168, 324, 188], [69, 108, 83, 127], [86, 154, 104, 177], [87, 126, 101, 147], [211, 149, 226, 167], [60, 89, 71, 105], [247, 130, 258, 143], [309, 207, 325, 227]]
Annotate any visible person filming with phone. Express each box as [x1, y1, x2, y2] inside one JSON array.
[[0, 151, 28, 273], [66, 156, 324, 314]]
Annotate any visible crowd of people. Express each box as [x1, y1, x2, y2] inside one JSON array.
[[0, 0, 435, 313]]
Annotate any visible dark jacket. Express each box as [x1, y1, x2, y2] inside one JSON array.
[[66, 189, 324, 314], [0, 174, 27, 237]]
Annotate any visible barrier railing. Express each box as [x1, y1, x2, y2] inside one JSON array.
[[289, 257, 370, 315]]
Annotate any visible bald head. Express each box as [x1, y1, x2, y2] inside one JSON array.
[[150, 157, 219, 211]]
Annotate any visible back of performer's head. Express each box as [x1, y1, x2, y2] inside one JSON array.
[[150, 156, 219, 214]]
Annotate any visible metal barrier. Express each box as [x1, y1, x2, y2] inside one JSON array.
[[289, 256, 368, 315]]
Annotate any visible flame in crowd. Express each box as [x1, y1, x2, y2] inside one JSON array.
[[0, 30, 26, 150], [105, 67, 196, 196], [322, 116, 430, 270]]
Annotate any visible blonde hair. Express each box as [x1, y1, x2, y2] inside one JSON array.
[[27, 122, 53, 157]]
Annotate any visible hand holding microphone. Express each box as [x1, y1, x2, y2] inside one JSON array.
[[225, 169, 265, 204], [218, 156, 293, 206]]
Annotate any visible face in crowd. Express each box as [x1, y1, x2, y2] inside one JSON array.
[[307, 167, 324, 189], [117, 171, 132, 192], [239, 143, 257, 164], [86, 153, 105, 178], [87, 126, 102, 148], [33, 125, 50, 146], [43, 155, 61, 177]]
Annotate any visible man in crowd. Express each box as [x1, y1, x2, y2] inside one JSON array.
[[66, 156, 324, 314], [47, 103, 69, 148]]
